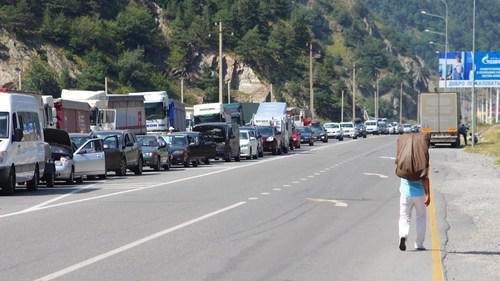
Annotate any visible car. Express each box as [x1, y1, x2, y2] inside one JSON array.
[[365, 120, 379, 135], [73, 138, 107, 181], [257, 126, 283, 154], [296, 126, 315, 146], [193, 123, 240, 162], [94, 130, 144, 176], [45, 128, 77, 184], [161, 133, 213, 167], [355, 123, 367, 138], [340, 122, 357, 139], [136, 135, 171, 171], [402, 124, 413, 133], [323, 123, 344, 141], [310, 122, 328, 143], [240, 126, 264, 157], [290, 127, 301, 148], [182, 131, 217, 164], [239, 130, 258, 160], [411, 125, 420, 133], [378, 121, 389, 134]]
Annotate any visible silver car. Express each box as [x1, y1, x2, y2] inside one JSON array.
[[73, 138, 107, 182], [324, 122, 344, 141]]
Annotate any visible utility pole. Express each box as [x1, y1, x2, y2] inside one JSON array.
[[270, 84, 273, 102], [352, 63, 356, 121], [471, 0, 477, 147], [309, 43, 314, 120], [399, 82, 403, 124], [341, 90, 344, 122], [489, 88, 493, 124], [218, 21, 223, 104], [375, 77, 379, 120], [18, 71, 22, 90], [105, 77, 108, 95], [227, 80, 231, 104], [180, 77, 184, 103], [496, 88, 499, 123]]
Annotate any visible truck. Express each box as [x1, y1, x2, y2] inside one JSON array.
[[54, 99, 91, 133], [168, 99, 186, 131], [419, 92, 460, 147], [253, 102, 291, 154], [129, 91, 169, 133], [193, 103, 230, 125], [224, 103, 260, 126], [41, 96, 57, 128], [61, 90, 146, 135]]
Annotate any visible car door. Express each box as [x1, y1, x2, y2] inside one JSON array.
[[201, 134, 217, 159], [73, 140, 96, 176], [123, 133, 135, 166], [103, 136, 121, 171], [187, 135, 202, 160]]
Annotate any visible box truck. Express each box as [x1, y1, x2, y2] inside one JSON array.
[[419, 92, 460, 147]]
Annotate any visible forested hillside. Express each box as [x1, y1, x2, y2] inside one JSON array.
[[0, 0, 497, 121]]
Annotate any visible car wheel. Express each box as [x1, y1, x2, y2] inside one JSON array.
[[309, 141, 314, 146], [1, 167, 16, 195], [26, 166, 39, 191], [184, 157, 191, 167], [116, 158, 127, 176], [353, 136, 358, 140], [134, 158, 143, 175], [363, 134, 367, 139], [66, 168, 75, 185], [75, 176, 84, 184], [98, 172, 107, 180], [204, 158, 210, 165], [154, 157, 161, 171], [192, 160, 199, 167], [164, 158, 171, 171], [46, 170, 55, 188], [259, 149, 264, 157], [235, 151, 241, 162]]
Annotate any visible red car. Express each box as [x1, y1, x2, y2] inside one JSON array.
[[290, 128, 301, 149]]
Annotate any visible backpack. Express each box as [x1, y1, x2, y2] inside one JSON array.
[[395, 133, 430, 180]]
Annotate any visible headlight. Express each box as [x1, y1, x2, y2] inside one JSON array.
[[266, 136, 274, 142], [145, 152, 157, 157], [60, 156, 70, 163]]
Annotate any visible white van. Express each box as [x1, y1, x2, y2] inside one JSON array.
[[0, 91, 49, 195]]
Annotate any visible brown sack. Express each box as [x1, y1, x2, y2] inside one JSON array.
[[395, 133, 430, 180]]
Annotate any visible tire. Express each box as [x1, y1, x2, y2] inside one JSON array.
[[134, 158, 143, 175], [75, 177, 84, 184], [203, 158, 210, 165], [259, 149, 264, 157], [46, 170, 55, 188], [309, 141, 314, 146], [246, 148, 252, 160], [66, 168, 75, 185], [235, 151, 241, 162], [98, 173, 107, 180], [353, 136, 358, 140], [26, 166, 39, 191], [116, 158, 127, 176], [184, 157, 191, 167], [154, 157, 161, 171], [224, 151, 232, 162], [1, 167, 16, 195], [192, 160, 199, 167]]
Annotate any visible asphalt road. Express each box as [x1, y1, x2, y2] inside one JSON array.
[[0, 135, 439, 281]]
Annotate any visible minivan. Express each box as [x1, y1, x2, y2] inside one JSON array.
[[0, 91, 49, 195]]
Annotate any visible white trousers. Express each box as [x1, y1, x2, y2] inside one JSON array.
[[399, 195, 427, 248]]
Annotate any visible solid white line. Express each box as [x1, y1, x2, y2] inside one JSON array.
[[379, 156, 396, 160], [0, 154, 297, 220], [23, 185, 96, 212], [33, 201, 247, 281]]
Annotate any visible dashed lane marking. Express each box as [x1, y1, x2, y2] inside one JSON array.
[[363, 172, 389, 179], [306, 198, 349, 207]]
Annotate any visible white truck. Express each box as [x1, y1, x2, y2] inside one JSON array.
[[129, 91, 169, 133], [419, 92, 460, 147], [253, 102, 291, 154], [61, 90, 146, 134], [193, 103, 230, 125]]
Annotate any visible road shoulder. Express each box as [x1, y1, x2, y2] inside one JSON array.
[[431, 148, 500, 281]]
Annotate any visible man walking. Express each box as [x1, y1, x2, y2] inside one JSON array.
[[396, 133, 431, 251], [459, 123, 468, 146]]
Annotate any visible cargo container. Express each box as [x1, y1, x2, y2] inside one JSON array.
[[54, 99, 91, 133], [419, 92, 460, 147]]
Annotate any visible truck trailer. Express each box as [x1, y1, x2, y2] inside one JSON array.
[[253, 102, 291, 153], [54, 99, 91, 133], [419, 92, 461, 147]]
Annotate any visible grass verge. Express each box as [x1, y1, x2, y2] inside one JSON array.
[[464, 125, 500, 165]]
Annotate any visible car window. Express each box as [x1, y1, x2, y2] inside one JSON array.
[[137, 136, 159, 147], [71, 136, 92, 149], [341, 123, 353, 128], [104, 136, 118, 149], [240, 132, 249, 140], [94, 140, 103, 152], [163, 135, 187, 146], [81, 141, 96, 153]]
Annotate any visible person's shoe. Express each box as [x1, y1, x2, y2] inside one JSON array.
[[399, 237, 406, 251], [415, 244, 426, 251]]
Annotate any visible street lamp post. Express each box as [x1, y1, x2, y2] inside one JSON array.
[[471, 0, 477, 147], [309, 42, 314, 120], [421, 1, 448, 88], [218, 21, 223, 104], [352, 63, 356, 121]]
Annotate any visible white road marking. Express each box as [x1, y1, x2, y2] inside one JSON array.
[[314, 173, 321, 176], [308, 175, 315, 178], [306, 198, 349, 207], [260, 192, 270, 196], [33, 201, 247, 281], [282, 184, 291, 187], [23, 184, 96, 212], [379, 156, 396, 160], [0, 154, 298, 220], [300, 178, 308, 181], [292, 181, 300, 184], [363, 172, 389, 179], [248, 197, 259, 200], [272, 188, 281, 191]]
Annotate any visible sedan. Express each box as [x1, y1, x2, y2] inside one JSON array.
[[137, 135, 171, 171], [240, 130, 258, 160], [296, 126, 315, 146], [324, 123, 344, 141]]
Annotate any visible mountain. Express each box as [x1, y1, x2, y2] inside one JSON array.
[[1, 0, 497, 121]]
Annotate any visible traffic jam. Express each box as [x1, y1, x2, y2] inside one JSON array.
[[0, 89, 394, 195]]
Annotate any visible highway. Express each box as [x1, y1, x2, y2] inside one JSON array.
[[0, 135, 437, 281]]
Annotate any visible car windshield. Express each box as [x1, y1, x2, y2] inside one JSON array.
[[341, 123, 353, 128], [297, 127, 310, 133], [71, 136, 92, 149], [240, 132, 249, 140], [95, 132, 123, 143], [50, 144, 72, 156], [0, 112, 8, 138], [163, 135, 187, 146], [194, 126, 226, 142], [257, 127, 274, 136], [366, 122, 376, 126], [137, 136, 159, 147], [145, 102, 165, 120], [324, 124, 339, 128], [404, 124, 412, 128]]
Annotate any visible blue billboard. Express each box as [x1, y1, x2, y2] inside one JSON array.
[[438, 51, 500, 88]]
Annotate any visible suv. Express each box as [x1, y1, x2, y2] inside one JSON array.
[[193, 123, 240, 162], [324, 123, 344, 141], [340, 122, 357, 139], [94, 130, 143, 176], [257, 126, 282, 155]]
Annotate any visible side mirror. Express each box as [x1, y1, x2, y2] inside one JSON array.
[[12, 128, 23, 142]]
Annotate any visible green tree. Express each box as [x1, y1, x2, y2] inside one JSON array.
[[235, 26, 266, 66], [23, 58, 61, 97], [116, 49, 153, 91], [115, 2, 156, 50], [76, 50, 109, 90]]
